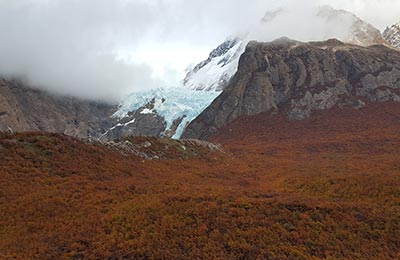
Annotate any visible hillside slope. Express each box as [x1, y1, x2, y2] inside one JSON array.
[[1, 102, 400, 259]]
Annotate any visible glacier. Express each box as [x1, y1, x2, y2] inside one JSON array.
[[113, 87, 221, 139]]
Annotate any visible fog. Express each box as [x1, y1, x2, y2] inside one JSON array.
[[0, 0, 398, 102]]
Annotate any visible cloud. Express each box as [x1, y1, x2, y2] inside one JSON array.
[[0, 0, 162, 102], [0, 0, 398, 102]]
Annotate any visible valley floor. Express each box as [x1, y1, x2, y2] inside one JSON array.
[[1, 103, 400, 259]]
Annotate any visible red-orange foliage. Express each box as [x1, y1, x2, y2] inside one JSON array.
[[1, 102, 400, 259]]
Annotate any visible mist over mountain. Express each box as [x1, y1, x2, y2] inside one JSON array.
[[0, 0, 399, 102]]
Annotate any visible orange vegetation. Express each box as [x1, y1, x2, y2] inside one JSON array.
[[1, 102, 400, 260]]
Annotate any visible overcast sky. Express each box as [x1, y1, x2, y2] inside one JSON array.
[[0, 0, 398, 102]]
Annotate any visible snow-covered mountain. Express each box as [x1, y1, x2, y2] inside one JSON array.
[[184, 7, 387, 92], [383, 22, 400, 48]]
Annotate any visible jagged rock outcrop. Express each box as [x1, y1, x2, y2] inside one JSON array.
[[0, 79, 116, 138], [182, 38, 400, 140], [383, 22, 400, 48]]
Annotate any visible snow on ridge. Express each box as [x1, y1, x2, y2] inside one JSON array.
[[183, 38, 246, 91]]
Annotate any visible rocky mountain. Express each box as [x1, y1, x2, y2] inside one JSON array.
[[383, 22, 400, 48], [99, 7, 389, 140], [0, 79, 116, 139], [182, 38, 400, 140], [183, 7, 387, 93]]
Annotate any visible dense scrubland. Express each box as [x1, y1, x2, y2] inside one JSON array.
[[1, 103, 400, 259]]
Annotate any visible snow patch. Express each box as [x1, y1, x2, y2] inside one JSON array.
[[140, 108, 154, 114], [124, 118, 136, 126]]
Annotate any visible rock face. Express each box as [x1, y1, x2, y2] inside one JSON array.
[[383, 22, 400, 48], [182, 38, 400, 140], [0, 79, 116, 138]]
